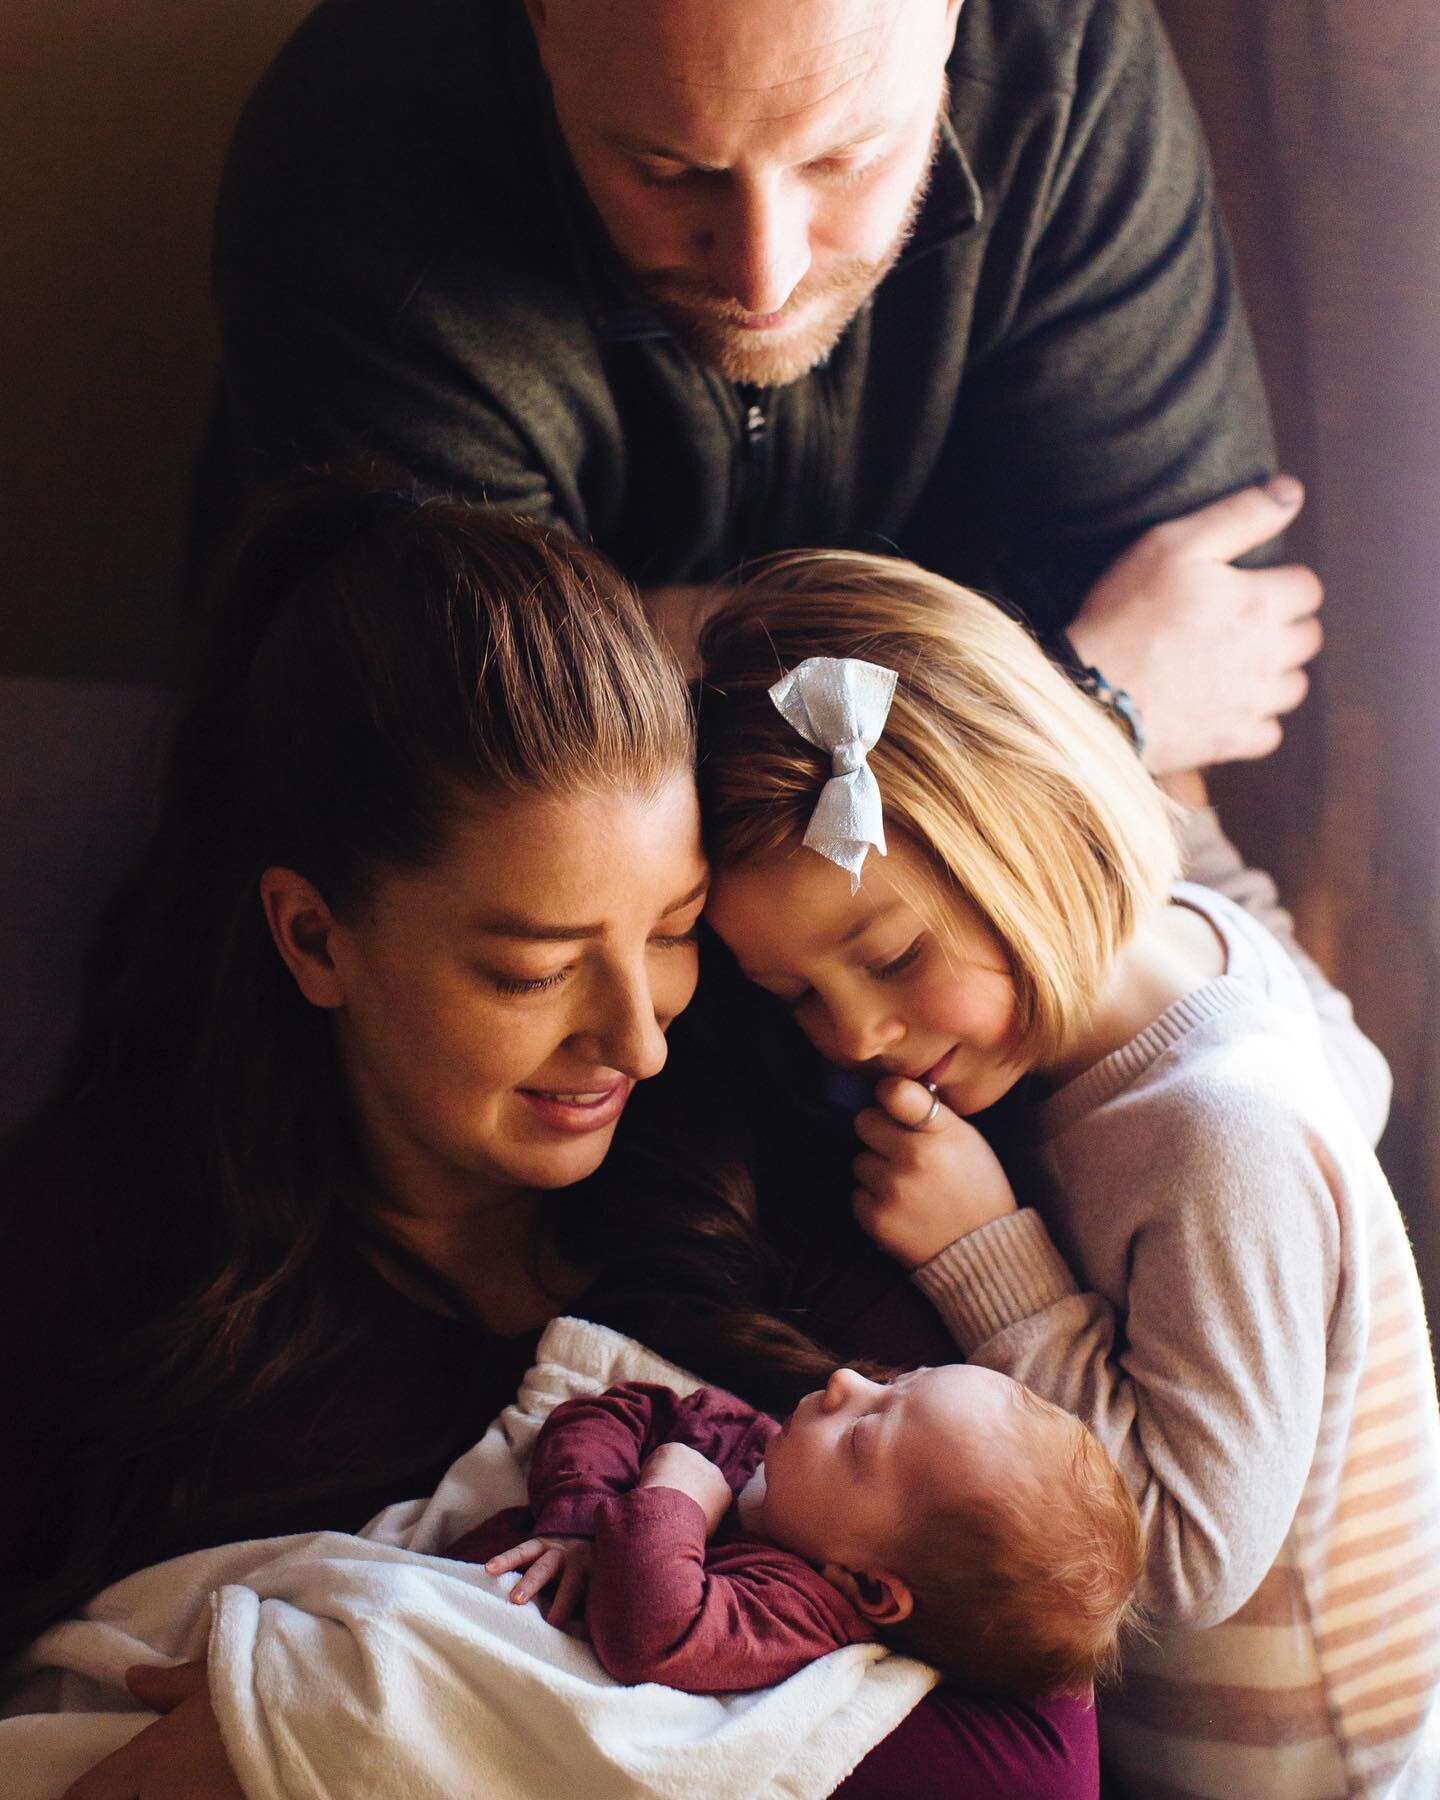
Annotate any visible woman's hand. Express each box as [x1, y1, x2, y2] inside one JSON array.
[[852, 1077, 1017, 1269], [485, 1533, 593, 1626], [637, 1441, 733, 1536], [61, 1661, 243, 1800]]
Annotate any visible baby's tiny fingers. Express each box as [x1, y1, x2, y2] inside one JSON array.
[[485, 1540, 543, 1574], [511, 1550, 562, 1603]]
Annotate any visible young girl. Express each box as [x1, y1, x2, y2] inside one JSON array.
[[696, 550, 1440, 1799]]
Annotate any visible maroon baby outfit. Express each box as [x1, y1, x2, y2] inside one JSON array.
[[449, 1380, 875, 1692]]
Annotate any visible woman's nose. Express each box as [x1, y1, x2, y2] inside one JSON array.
[[571, 966, 669, 1082]]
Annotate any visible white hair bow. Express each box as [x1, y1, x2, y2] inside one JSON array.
[[768, 655, 898, 892]]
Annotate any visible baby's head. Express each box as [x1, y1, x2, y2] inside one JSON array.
[[698, 551, 1178, 1101], [748, 1365, 1141, 1696]]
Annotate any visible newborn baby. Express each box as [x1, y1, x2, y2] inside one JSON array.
[[448, 1365, 1141, 1698]]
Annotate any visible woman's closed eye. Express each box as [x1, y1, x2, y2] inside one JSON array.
[[489, 966, 574, 997]]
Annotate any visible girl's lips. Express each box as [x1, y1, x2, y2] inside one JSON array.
[[517, 1079, 632, 1135], [915, 1048, 956, 1086]]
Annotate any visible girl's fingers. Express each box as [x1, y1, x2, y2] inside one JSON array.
[[853, 1150, 888, 1193], [854, 1105, 908, 1155], [874, 1075, 946, 1129]]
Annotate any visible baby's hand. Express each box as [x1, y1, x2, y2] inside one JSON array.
[[485, 1534, 593, 1627], [637, 1442, 734, 1537], [852, 1076, 1017, 1269]]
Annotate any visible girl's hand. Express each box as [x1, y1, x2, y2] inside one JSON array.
[[852, 1076, 1018, 1269], [637, 1441, 734, 1536], [62, 1661, 243, 1799], [485, 1534, 593, 1626]]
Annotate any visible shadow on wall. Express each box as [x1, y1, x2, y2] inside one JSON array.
[[0, 1, 316, 685]]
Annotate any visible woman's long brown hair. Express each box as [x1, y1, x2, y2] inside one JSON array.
[[5, 479, 849, 1658]]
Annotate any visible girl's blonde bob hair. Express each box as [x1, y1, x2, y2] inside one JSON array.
[[697, 551, 1180, 1067]]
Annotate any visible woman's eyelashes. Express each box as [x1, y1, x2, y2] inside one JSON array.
[[490, 967, 572, 997], [487, 928, 699, 998]]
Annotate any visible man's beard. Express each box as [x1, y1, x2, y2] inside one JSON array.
[[634, 117, 940, 389]]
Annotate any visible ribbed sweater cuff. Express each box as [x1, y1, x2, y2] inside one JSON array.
[[912, 1209, 1080, 1353]]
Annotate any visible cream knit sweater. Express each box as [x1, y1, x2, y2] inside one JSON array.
[[916, 883, 1440, 1798]]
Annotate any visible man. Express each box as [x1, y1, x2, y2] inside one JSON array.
[[213, 0, 1386, 1129], [214, 0, 1319, 776]]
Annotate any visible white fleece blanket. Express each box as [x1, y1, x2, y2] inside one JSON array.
[[2, 1316, 936, 1799]]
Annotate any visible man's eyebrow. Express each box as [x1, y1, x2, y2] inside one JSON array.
[[600, 123, 889, 169], [471, 874, 708, 942]]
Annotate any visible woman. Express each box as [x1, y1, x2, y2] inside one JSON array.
[[1, 482, 1096, 1796]]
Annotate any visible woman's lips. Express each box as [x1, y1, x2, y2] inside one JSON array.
[[518, 1078, 632, 1135]]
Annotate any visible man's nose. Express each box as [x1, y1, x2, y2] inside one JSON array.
[[703, 174, 811, 315]]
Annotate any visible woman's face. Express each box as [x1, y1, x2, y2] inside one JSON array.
[[321, 774, 707, 1210], [706, 837, 1029, 1116]]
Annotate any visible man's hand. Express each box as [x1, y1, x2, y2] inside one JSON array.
[[61, 1661, 243, 1800], [637, 1441, 734, 1536], [852, 1077, 1018, 1269], [1067, 476, 1322, 776], [485, 1534, 594, 1626]]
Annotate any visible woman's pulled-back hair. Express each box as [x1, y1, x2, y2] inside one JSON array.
[[78, 478, 694, 1375], [697, 551, 1180, 1066], [14, 480, 853, 1661]]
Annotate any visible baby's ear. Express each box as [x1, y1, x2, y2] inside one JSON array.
[[820, 1562, 913, 1626]]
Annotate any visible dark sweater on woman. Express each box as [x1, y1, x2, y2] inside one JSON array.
[[0, 1103, 1098, 1798]]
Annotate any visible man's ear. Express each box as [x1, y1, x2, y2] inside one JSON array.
[[259, 866, 346, 1010], [820, 1562, 914, 1627]]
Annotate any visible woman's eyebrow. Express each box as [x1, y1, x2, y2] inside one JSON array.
[[470, 914, 602, 941], [467, 875, 707, 941]]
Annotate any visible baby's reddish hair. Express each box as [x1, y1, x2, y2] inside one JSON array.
[[884, 1384, 1143, 1697]]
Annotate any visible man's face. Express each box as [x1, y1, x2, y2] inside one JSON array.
[[528, 0, 961, 386]]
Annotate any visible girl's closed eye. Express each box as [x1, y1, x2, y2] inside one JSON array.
[[871, 936, 925, 981]]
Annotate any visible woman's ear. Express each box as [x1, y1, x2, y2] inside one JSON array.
[[820, 1562, 914, 1627], [259, 866, 347, 1009]]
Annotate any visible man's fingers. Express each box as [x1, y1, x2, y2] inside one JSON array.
[[1273, 667, 1310, 715], [1285, 611, 1324, 665], [1270, 562, 1324, 624], [1151, 475, 1304, 564]]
